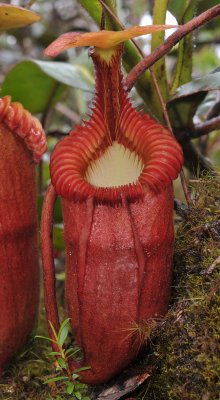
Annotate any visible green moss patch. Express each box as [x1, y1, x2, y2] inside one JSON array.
[[139, 175, 220, 400]]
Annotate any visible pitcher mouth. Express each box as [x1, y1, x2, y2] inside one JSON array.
[[49, 46, 183, 206], [0, 96, 47, 163], [50, 136, 145, 205], [50, 105, 183, 205], [85, 141, 144, 189], [50, 117, 182, 205]]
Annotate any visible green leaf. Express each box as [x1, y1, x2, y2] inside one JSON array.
[[0, 4, 41, 30], [196, 91, 218, 120], [48, 351, 62, 357], [171, 0, 197, 93], [75, 381, 85, 392], [170, 72, 220, 99], [66, 382, 74, 395], [33, 60, 94, 91], [169, 69, 220, 128], [72, 373, 80, 380], [168, 0, 191, 23], [58, 318, 70, 334], [75, 392, 82, 400], [53, 225, 65, 251], [57, 357, 67, 369], [65, 347, 79, 360], [1, 59, 94, 114], [65, 348, 76, 356], [78, 0, 116, 31], [49, 321, 59, 342], [44, 376, 69, 384], [1, 61, 63, 114], [168, 92, 206, 130], [197, 0, 220, 17], [35, 335, 57, 344], [150, 0, 169, 120], [66, 352, 77, 360], [58, 319, 70, 347]]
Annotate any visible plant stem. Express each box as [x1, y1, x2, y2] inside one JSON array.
[[24, 0, 37, 8], [150, 0, 169, 116], [99, 0, 145, 57], [192, 116, 220, 138], [60, 347, 74, 383], [171, 2, 195, 91], [150, 68, 191, 205], [98, 0, 119, 26], [41, 184, 60, 348], [126, 4, 220, 90], [100, 2, 106, 29]]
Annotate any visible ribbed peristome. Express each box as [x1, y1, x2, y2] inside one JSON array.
[[50, 45, 183, 205], [0, 96, 47, 162]]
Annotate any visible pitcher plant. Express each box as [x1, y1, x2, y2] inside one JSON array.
[[41, 25, 183, 384], [0, 96, 47, 374]]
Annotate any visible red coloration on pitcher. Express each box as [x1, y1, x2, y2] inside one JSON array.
[[41, 39, 183, 384], [0, 96, 47, 374], [63, 187, 174, 383]]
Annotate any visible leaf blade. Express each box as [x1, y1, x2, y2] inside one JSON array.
[[44, 25, 178, 56], [44, 376, 69, 384], [58, 319, 70, 347], [1, 59, 94, 114], [0, 4, 41, 30]]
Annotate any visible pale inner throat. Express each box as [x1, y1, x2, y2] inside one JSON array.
[[85, 141, 144, 188]]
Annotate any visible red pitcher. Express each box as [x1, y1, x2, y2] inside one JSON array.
[[0, 96, 47, 374], [41, 28, 183, 384]]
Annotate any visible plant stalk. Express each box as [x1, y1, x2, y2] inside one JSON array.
[[126, 4, 220, 90], [150, 0, 169, 117], [150, 68, 191, 205]]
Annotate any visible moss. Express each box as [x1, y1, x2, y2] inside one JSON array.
[[0, 305, 72, 400], [139, 175, 220, 400]]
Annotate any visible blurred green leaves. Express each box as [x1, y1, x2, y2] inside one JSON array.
[[168, 69, 220, 129], [1, 59, 94, 114], [171, 70, 220, 99], [168, 0, 194, 23], [78, 0, 117, 30], [170, 0, 197, 93]]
